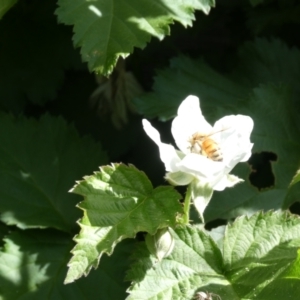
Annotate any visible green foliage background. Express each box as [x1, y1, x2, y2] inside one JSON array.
[[1, 0, 300, 299]]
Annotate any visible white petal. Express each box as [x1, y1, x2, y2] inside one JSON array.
[[171, 95, 212, 153], [191, 180, 213, 222], [213, 115, 254, 171], [142, 119, 181, 172], [178, 153, 225, 183], [142, 119, 161, 144], [165, 171, 194, 186], [214, 115, 253, 134], [213, 174, 244, 191]]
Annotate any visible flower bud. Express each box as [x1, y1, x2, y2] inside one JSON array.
[[145, 228, 175, 261]]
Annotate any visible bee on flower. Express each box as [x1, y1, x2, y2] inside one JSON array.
[[142, 95, 254, 221]]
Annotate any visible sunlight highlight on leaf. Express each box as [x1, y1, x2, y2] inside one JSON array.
[[65, 164, 183, 283], [56, 0, 215, 75], [88, 5, 102, 17], [127, 211, 300, 299]]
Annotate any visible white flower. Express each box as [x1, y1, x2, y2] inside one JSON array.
[[142, 95, 254, 191]]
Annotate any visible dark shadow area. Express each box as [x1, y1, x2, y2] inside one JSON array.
[[205, 218, 228, 231], [248, 152, 277, 190], [289, 201, 300, 216]]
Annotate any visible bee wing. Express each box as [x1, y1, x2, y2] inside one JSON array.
[[207, 127, 231, 138]]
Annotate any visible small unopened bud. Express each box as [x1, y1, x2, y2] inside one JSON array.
[[145, 228, 175, 261]]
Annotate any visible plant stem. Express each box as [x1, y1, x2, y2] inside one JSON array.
[[183, 184, 192, 224]]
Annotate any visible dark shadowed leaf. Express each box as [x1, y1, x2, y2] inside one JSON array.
[[0, 114, 107, 232], [0, 230, 134, 299]]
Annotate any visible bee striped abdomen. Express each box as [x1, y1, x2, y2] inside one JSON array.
[[189, 131, 224, 162], [201, 138, 223, 161]]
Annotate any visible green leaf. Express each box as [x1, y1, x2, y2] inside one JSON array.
[[133, 55, 248, 122], [0, 230, 134, 299], [283, 168, 300, 209], [289, 169, 300, 187], [0, 223, 9, 248], [0, 0, 17, 19], [55, 0, 215, 76], [207, 83, 300, 221], [127, 211, 300, 299], [204, 164, 284, 223], [284, 249, 300, 279], [126, 226, 224, 300], [66, 164, 183, 283], [223, 211, 300, 299], [248, 85, 299, 186], [233, 38, 300, 94], [0, 114, 107, 232]]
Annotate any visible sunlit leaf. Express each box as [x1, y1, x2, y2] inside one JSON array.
[[56, 0, 215, 75], [65, 164, 183, 283], [0, 230, 134, 299], [127, 211, 300, 299], [289, 169, 300, 187]]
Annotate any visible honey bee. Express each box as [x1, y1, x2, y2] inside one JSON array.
[[194, 291, 221, 300], [188, 128, 227, 162]]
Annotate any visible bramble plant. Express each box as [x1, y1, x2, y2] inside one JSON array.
[[1, 0, 300, 299]]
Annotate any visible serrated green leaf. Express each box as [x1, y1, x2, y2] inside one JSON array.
[[0, 114, 107, 231], [0, 0, 83, 110], [223, 211, 300, 299], [127, 211, 300, 299], [0, 0, 17, 19], [66, 164, 183, 283], [55, 0, 215, 76], [0, 230, 134, 299], [127, 226, 224, 300], [232, 38, 300, 96]]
